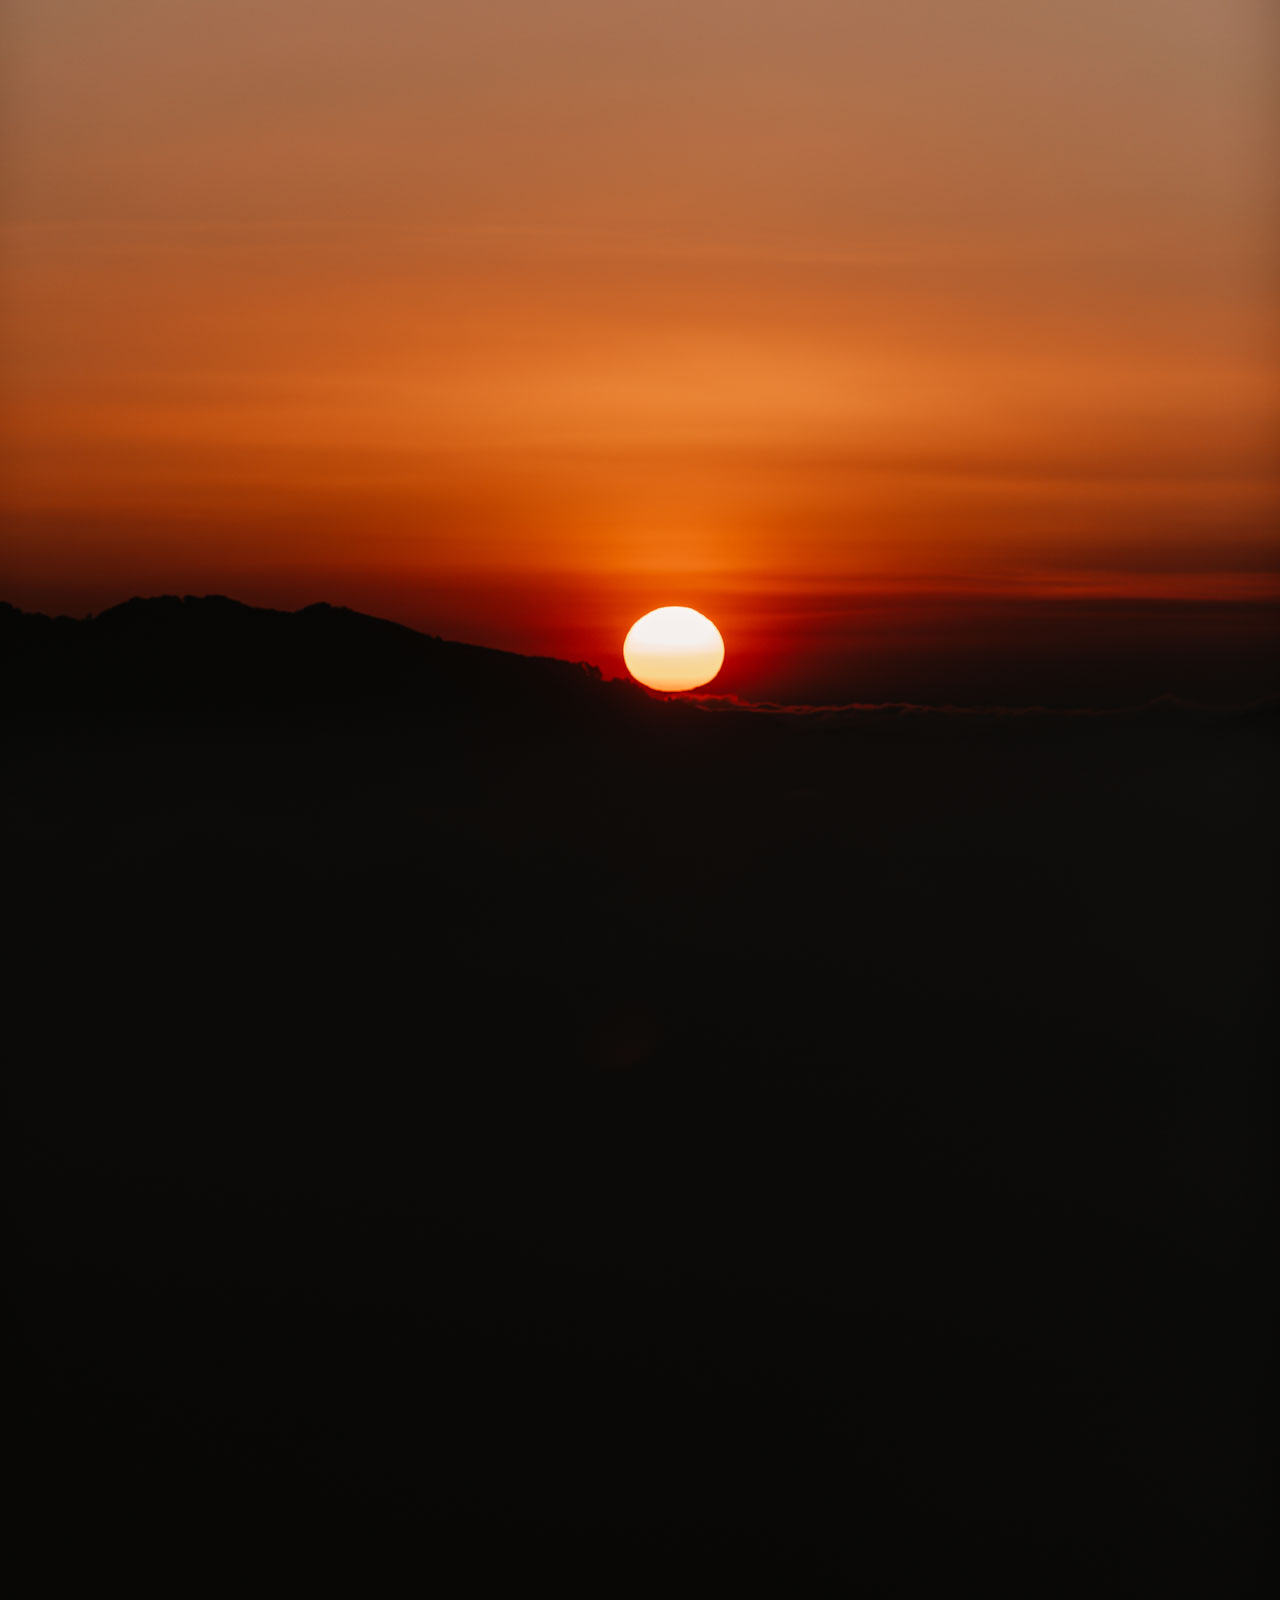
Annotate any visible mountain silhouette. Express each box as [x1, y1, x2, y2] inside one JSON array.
[[1, 594, 633, 721], [8, 595, 1272, 1593]]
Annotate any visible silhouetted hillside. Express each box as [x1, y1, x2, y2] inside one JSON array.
[[1, 594, 634, 722], [8, 595, 1274, 1594]]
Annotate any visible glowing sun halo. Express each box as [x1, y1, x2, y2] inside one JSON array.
[[623, 606, 725, 692]]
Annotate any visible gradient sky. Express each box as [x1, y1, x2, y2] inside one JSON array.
[[3, 1, 1277, 688]]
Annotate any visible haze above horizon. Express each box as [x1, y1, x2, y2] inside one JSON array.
[[3, 1, 1277, 700]]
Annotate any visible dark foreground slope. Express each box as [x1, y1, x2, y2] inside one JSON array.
[[7, 598, 1274, 1593]]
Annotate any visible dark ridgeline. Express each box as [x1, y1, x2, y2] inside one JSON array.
[[0, 594, 622, 719], [7, 598, 1273, 1592]]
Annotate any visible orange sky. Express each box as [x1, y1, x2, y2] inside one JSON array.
[[3, 0, 1277, 680]]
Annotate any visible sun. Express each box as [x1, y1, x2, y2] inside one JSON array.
[[623, 606, 725, 692]]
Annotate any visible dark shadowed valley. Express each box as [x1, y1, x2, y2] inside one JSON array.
[[6, 597, 1274, 1593]]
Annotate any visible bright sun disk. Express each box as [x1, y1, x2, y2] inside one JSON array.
[[623, 606, 725, 692]]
